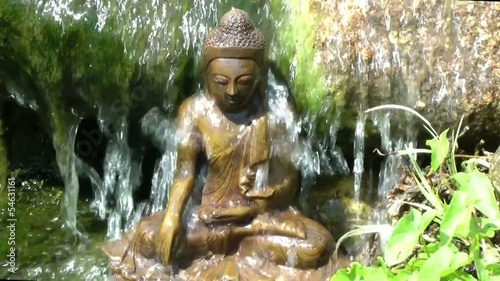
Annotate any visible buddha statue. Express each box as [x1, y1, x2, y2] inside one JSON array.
[[103, 8, 340, 280]]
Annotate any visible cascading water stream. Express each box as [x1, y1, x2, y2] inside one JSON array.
[[352, 113, 366, 204], [55, 123, 81, 235], [141, 109, 178, 213], [100, 116, 143, 240]]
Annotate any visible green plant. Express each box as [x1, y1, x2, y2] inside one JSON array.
[[331, 105, 500, 281]]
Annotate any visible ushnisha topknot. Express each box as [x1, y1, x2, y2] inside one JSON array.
[[202, 8, 265, 70]]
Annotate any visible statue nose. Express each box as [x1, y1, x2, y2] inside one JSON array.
[[226, 82, 238, 96]]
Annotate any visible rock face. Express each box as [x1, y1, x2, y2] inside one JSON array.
[[312, 0, 500, 148]]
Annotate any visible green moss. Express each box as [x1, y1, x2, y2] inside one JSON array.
[[0, 180, 107, 279], [0, 0, 195, 124], [0, 102, 6, 190], [268, 0, 348, 136]]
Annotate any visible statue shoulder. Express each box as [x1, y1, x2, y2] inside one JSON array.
[[177, 92, 207, 120]]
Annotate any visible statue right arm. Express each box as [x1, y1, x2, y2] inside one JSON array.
[[157, 97, 201, 264], [164, 97, 202, 221]]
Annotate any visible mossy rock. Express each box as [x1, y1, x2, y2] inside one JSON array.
[[308, 176, 373, 240], [0, 178, 108, 280]]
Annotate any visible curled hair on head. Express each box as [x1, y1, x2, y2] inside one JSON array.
[[202, 8, 266, 70]]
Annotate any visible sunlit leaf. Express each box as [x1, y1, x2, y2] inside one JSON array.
[[486, 264, 500, 278], [330, 262, 390, 281], [442, 251, 471, 276], [417, 245, 454, 281], [385, 208, 422, 266], [469, 217, 500, 238], [468, 170, 499, 219], [330, 270, 351, 281], [418, 209, 437, 233], [426, 129, 449, 174], [440, 191, 474, 245], [442, 271, 477, 281], [472, 238, 492, 281], [453, 169, 499, 218], [417, 243, 469, 280]]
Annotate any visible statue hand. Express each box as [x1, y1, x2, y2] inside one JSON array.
[[156, 217, 181, 265], [245, 188, 275, 199], [199, 205, 259, 223], [239, 167, 256, 194]]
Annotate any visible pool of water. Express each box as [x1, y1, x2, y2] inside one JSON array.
[[0, 179, 110, 280]]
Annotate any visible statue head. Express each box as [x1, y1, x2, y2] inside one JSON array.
[[202, 8, 266, 113]]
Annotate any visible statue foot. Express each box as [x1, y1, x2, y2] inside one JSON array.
[[251, 213, 306, 239], [197, 255, 239, 280]]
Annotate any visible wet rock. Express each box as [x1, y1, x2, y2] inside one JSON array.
[[2, 101, 60, 184], [312, 0, 500, 147], [307, 175, 378, 264]]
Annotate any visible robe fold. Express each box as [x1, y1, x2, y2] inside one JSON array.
[[201, 115, 269, 208]]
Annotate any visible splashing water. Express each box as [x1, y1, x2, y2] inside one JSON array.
[[141, 109, 178, 213], [56, 123, 81, 235], [352, 113, 366, 203], [100, 115, 142, 240]]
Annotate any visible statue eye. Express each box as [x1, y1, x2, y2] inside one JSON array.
[[213, 76, 229, 86], [238, 77, 254, 86]]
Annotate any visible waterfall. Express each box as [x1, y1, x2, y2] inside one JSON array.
[[141, 109, 178, 213], [55, 123, 81, 235], [99, 115, 143, 240], [352, 113, 366, 203], [328, 108, 350, 175]]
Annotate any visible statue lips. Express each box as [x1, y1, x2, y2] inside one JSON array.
[[224, 94, 244, 106]]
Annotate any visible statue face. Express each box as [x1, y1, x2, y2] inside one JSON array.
[[206, 58, 260, 113]]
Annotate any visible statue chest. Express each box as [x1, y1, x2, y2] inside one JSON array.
[[198, 116, 263, 159]]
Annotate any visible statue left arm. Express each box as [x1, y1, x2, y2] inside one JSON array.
[[245, 155, 299, 208]]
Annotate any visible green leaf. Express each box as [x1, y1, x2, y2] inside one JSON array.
[[471, 238, 497, 281], [442, 271, 477, 281], [385, 208, 422, 266], [417, 244, 468, 281], [451, 172, 470, 191], [377, 256, 391, 275], [456, 169, 499, 219], [440, 191, 474, 245], [417, 245, 453, 281], [442, 251, 471, 276], [426, 129, 449, 174], [330, 263, 390, 281], [330, 270, 351, 281], [418, 209, 437, 233], [486, 264, 500, 278], [423, 242, 441, 254], [469, 217, 500, 238], [452, 170, 499, 219], [394, 270, 414, 281], [362, 267, 390, 280]]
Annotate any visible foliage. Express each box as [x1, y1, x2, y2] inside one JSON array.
[[331, 105, 500, 281]]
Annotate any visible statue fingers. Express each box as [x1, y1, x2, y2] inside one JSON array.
[[245, 188, 275, 199], [239, 180, 252, 194]]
